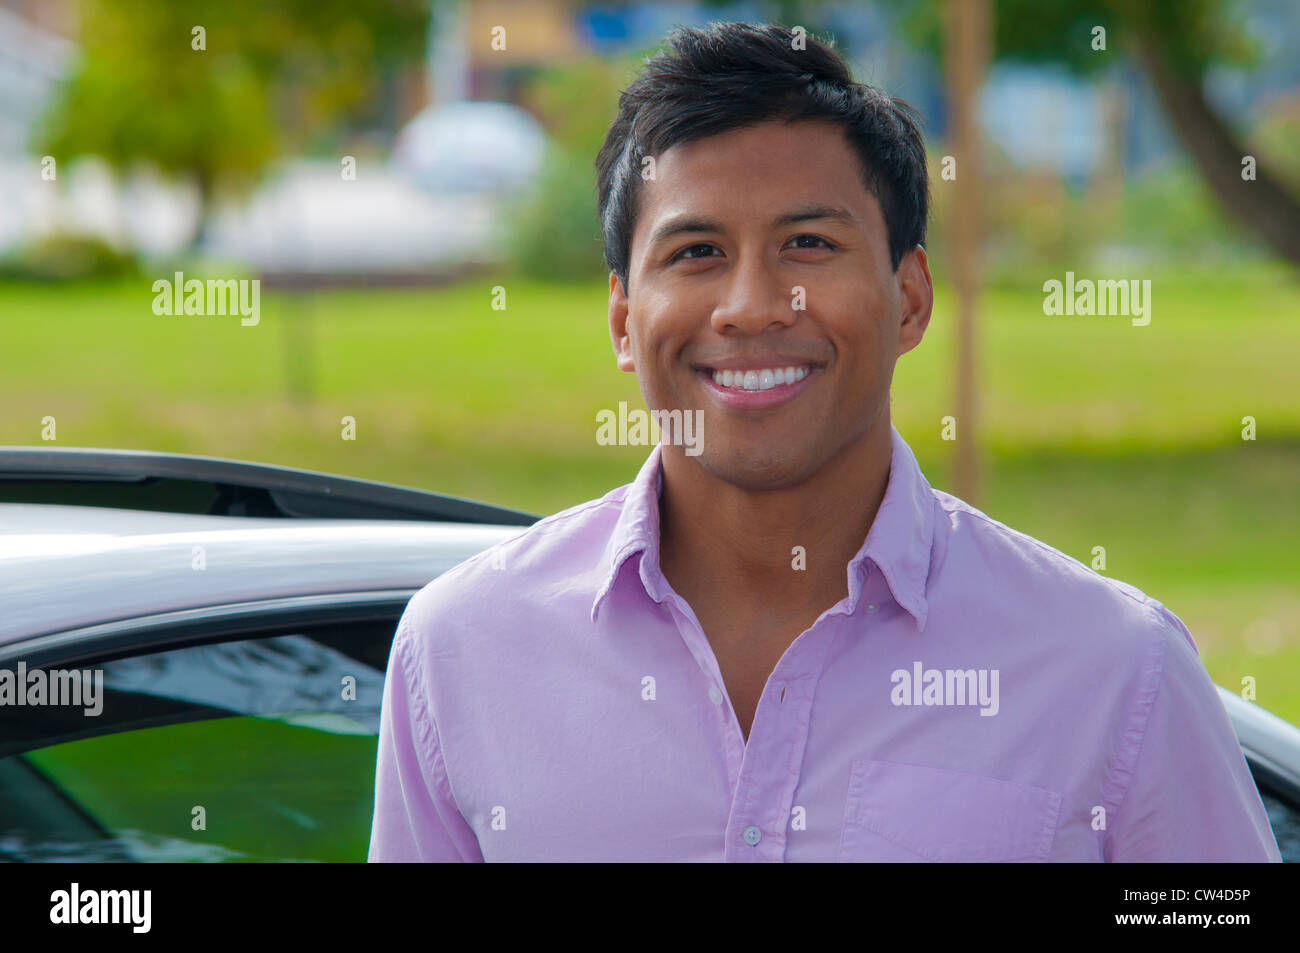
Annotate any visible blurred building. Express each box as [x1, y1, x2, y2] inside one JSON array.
[[0, 3, 73, 252], [0, 3, 73, 157], [459, 0, 585, 100]]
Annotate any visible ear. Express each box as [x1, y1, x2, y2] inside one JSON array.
[[896, 245, 933, 357], [608, 272, 636, 372]]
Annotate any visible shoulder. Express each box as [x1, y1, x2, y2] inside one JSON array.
[[398, 481, 635, 645], [927, 486, 1198, 661]]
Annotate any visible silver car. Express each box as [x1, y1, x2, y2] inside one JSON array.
[[1, 447, 1297, 862]]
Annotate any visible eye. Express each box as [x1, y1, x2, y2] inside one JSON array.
[[786, 234, 836, 251], [671, 242, 719, 262]]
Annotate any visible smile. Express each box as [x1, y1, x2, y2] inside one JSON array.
[[709, 366, 812, 392], [697, 363, 820, 410]]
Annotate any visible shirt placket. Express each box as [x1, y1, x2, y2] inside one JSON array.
[[662, 591, 842, 862]]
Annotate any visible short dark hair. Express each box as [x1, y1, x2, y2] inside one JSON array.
[[595, 21, 929, 295]]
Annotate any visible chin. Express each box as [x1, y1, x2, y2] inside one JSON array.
[[690, 442, 824, 491]]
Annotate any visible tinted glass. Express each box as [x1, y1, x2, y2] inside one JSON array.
[[0, 618, 397, 862]]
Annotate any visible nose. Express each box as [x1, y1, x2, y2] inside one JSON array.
[[708, 252, 798, 335]]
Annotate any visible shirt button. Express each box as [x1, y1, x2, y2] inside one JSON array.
[[708, 685, 723, 705], [743, 825, 761, 846], [866, 602, 879, 613]]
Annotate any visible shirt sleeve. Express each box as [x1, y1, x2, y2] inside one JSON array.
[[368, 616, 483, 862], [1104, 605, 1282, 862]]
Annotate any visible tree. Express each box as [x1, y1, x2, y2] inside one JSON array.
[[507, 54, 640, 280], [898, 0, 1300, 267], [36, 0, 429, 248]]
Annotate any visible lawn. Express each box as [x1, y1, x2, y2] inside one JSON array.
[[2, 261, 1298, 722]]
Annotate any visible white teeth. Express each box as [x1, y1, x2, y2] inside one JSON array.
[[710, 365, 811, 392]]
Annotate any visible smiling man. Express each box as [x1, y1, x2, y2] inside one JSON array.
[[369, 22, 1281, 862]]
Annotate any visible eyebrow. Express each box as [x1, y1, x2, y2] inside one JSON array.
[[646, 203, 860, 249]]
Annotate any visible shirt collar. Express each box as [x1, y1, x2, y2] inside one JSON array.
[[590, 423, 934, 630]]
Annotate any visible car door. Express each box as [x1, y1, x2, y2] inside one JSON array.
[[0, 594, 404, 862]]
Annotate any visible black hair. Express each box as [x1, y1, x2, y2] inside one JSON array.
[[595, 21, 929, 295]]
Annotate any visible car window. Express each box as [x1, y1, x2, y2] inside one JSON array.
[[0, 617, 397, 862], [1258, 788, 1300, 862]]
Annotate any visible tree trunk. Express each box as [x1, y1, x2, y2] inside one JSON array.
[[944, 0, 991, 506], [1130, 32, 1300, 268], [193, 170, 214, 252]]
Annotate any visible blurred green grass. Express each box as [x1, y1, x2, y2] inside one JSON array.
[[2, 262, 1298, 721]]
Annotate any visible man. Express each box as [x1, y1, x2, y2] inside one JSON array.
[[369, 22, 1280, 862]]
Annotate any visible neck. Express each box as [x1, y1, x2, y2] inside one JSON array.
[[657, 415, 893, 621]]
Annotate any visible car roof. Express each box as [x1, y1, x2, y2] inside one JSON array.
[[0, 502, 522, 644], [0, 445, 538, 524]]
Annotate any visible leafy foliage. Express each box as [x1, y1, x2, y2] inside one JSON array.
[[36, 0, 429, 225], [887, 0, 1259, 77], [505, 55, 640, 280]]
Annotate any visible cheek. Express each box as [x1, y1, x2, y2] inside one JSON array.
[[637, 303, 693, 361], [835, 321, 893, 396], [627, 314, 681, 395]]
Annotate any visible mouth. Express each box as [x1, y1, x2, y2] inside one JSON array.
[[704, 365, 814, 392], [695, 363, 821, 410]]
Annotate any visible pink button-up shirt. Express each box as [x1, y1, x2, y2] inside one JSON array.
[[369, 424, 1281, 861]]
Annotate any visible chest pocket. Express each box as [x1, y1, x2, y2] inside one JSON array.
[[838, 759, 1062, 862]]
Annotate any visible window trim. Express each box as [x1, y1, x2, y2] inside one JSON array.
[[1243, 751, 1300, 812], [0, 590, 414, 671]]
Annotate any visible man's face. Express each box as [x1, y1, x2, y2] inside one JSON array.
[[608, 118, 932, 491]]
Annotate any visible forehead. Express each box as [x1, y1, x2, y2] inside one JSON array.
[[630, 119, 882, 248]]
